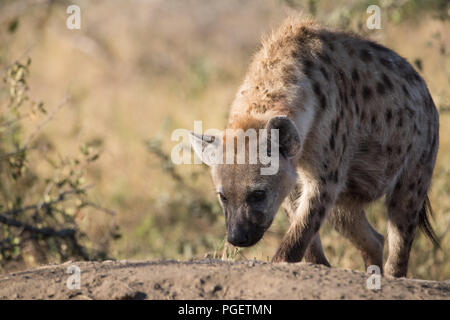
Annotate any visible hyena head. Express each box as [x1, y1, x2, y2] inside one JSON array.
[[190, 116, 301, 247]]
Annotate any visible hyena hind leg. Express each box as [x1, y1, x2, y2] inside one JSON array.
[[304, 234, 330, 267], [329, 205, 384, 272], [385, 181, 438, 277]]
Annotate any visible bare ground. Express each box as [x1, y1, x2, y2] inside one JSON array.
[[0, 259, 449, 300]]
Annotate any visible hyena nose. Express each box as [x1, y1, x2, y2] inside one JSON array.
[[227, 229, 249, 247]]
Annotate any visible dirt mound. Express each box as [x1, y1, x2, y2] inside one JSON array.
[[0, 259, 449, 300]]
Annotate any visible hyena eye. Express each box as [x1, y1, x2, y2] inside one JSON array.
[[246, 190, 266, 203], [217, 192, 228, 203]]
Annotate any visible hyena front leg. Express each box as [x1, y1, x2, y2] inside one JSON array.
[[272, 184, 336, 263], [283, 189, 330, 266], [304, 234, 330, 266]]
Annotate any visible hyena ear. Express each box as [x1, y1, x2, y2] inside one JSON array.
[[266, 116, 301, 159], [189, 132, 221, 166]]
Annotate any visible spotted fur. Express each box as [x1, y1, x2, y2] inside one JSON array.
[[194, 16, 439, 278]]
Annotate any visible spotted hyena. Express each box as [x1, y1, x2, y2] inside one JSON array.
[[190, 17, 439, 277]]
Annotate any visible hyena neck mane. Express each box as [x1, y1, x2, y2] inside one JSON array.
[[227, 17, 327, 136], [226, 114, 269, 131]]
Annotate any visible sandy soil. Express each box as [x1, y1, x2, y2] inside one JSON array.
[[0, 259, 449, 300]]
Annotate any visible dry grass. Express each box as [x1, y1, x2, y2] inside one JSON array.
[[0, 0, 449, 279]]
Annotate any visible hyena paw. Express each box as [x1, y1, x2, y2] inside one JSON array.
[[271, 249, 300, 263], [271, 254, 286, 263], [271, 248, 290, 262]]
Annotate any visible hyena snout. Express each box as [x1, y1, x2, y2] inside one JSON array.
[[227, 220, 265, 247]]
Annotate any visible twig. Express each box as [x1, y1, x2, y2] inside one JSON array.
[[0, 186, 93, 261], [0, 215, 90, 261], [78, 201, 116, 216], [0, 96, 69, 160], [0, 43, 36, 76], [0, 213, 76, 238], [23, 95, 69, 148], [0, 114, 30, 129], [0, 184, 94, 217], [0, 148, 28, 160]]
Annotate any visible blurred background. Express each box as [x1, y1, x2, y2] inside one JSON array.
[[0, 0, 449, 280]]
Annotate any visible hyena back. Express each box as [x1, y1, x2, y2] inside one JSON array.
[[190, 17, 439, 278]]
